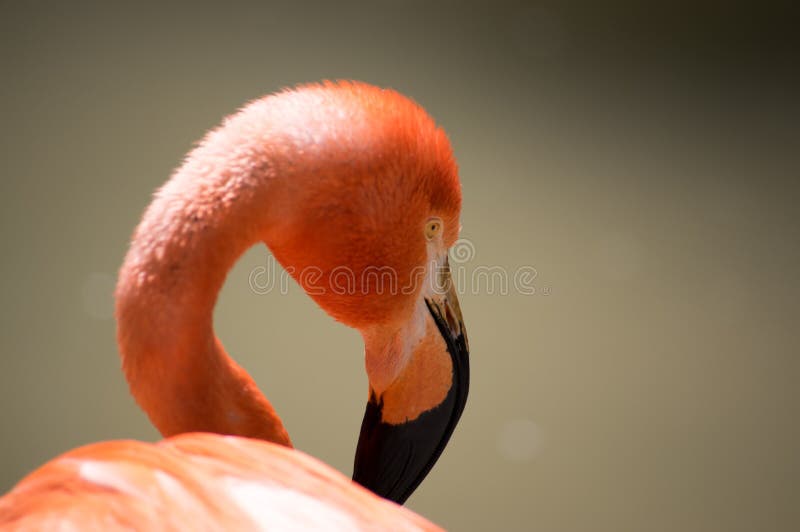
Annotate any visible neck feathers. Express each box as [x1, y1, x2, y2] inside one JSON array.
[[115, 103, 290, 446]]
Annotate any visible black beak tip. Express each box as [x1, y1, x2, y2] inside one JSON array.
[[352, 301, 469, 504]]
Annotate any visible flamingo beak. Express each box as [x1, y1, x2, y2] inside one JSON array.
[[353, 258, 469, 504]]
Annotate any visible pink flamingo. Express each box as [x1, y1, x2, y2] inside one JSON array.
[[0, 81, 468, 530]]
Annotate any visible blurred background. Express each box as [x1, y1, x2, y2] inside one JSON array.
[[1, 1, 798, 530]]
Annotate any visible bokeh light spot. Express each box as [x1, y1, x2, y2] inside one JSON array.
[[497, 418, 543, 462]]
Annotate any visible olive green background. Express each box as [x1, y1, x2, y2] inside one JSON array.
[[1, 1, 798, 530]]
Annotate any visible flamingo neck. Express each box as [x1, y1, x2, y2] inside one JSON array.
[[115, 107, 291, 447]]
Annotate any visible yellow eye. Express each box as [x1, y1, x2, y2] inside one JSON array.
[[425, 218, 442, 240]]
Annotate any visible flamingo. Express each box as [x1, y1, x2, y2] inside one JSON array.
[[0, 81, 469, 530]]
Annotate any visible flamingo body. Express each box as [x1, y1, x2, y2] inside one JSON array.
[[0, 434, 439, 530]]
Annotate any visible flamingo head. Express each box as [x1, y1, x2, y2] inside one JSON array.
[[260, 82, 469, 504]]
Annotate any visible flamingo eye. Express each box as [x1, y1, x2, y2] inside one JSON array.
[[424, 218, 442, 240]]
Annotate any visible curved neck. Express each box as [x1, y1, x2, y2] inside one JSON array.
[[115, 108, 292, 446]]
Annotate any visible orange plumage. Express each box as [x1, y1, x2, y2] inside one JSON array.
[[0, 81, 468, 529], [0, 434, 438, 530]]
